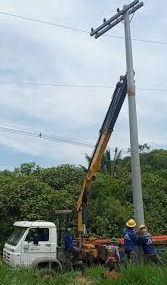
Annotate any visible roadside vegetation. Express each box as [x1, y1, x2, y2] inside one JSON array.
[[1, 146, 167, 249], [1, 262, 167, 285], [1, 145, 167, 284]]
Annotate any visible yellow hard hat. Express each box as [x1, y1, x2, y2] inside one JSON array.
[[139, 224, 147, 231], [126, 219, 136, 228]]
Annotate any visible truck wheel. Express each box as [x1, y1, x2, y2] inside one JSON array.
[[51, 261, 62, 272], [107, 260, 118, 272], [72, 261, 85, 274], [86, 251, 94, 267], [37, 261, 62, 275]]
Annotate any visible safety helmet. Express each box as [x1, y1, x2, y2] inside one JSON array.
[[139, 224, 147, 231], [126, 219, 136, 228], [111, 237, 117, 243]]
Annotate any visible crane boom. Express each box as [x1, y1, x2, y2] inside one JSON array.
[[77, 75, 127, 235]]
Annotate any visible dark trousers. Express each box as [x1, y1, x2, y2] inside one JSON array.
[[66, 247, 81, 262], [125, 250, 137, 265], [144, 254, 163, 266]]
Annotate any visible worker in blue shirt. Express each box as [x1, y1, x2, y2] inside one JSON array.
[[64, 228, 80, 261], [138, 225, 163, 266], [64, 228, 74, 252], [123, 219, 138, 264]]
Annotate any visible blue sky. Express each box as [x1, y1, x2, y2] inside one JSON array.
[[0, 0, 166, 170]]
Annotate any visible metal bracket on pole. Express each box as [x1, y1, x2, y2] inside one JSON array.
[[93, 2, 143, 39], [90, 0, 145, 226], [90, 1, 143, 39]]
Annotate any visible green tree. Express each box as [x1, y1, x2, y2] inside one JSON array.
[[142, 172, 167, 234], [87, 174, 132, 237], [39, 164, 84, 190], [14, 162, 40, 176], [1, 147, 167, 251], [139, 143, 150, 154], [0, 173, 58, 246], [85, 148, 122, 176]]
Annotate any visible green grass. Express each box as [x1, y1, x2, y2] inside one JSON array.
[[1, 262, 167, 285]]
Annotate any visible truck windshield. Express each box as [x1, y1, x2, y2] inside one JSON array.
[[7, 227, 27, 246]]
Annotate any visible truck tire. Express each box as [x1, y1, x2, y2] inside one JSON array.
[[34, 259, 62, 275], [107, 260, 119, 272], [86, 251, 94, 267]]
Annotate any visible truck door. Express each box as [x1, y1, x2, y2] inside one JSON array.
[[21, 227, 51, 266]]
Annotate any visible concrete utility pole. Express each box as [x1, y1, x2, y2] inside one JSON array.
[[90, 0, 144, 226]]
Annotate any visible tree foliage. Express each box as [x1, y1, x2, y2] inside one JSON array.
[[1, 148, 167, 250], [85, 148, 122, 176]]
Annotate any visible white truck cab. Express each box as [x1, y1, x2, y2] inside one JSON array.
[[3, 221, 62, 269]]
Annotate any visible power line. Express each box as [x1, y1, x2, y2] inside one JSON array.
[[0, 80, 167, 92], [0, 10, 166, 46], [0, 125, 128, 153], [0, 81, 113, 89], [138, 87, 167, 92], [0, 11, 88, 33], [0, 125, 94, 148]]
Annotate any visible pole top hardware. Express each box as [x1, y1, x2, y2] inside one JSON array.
[[90, 0, 144, 39]]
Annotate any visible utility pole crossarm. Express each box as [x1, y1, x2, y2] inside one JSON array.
[[90, 0, 143, 39]]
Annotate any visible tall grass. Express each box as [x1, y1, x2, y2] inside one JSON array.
[[1, 262, 167, 285]]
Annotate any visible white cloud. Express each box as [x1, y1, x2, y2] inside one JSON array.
[[0, 0, 166, 168]]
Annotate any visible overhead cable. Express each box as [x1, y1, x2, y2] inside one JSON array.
[[0, 11, 166, 46], [0, 80, 167, 92], [0, 125, 128, 153]]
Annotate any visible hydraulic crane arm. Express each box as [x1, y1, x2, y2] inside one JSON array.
[[77, 75, 127, 235]]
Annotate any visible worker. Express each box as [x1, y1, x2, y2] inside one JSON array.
[[105, 237, 121, 272], [123, 219, 138, 265], [138, 225, 163, 266], [64, 228, 73, 252], [64, 228, 80, 261]]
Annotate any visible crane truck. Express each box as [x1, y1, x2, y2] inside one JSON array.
[[3, 75, 127, 269], [3, 75, 167, 270]]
